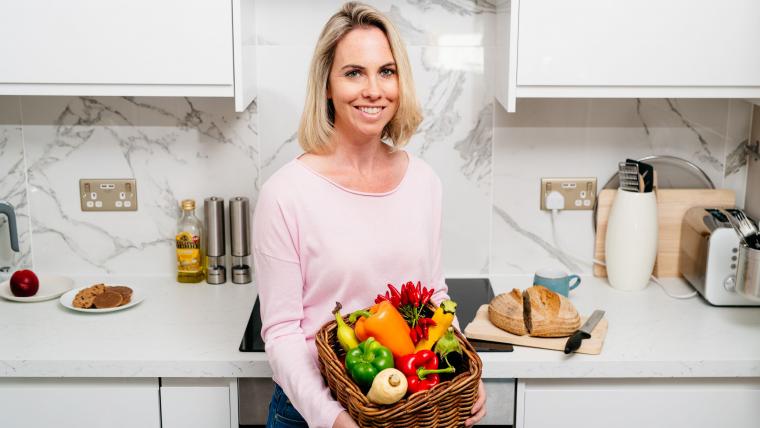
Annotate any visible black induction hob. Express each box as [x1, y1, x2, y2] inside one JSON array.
[[239, 278, 511, 352]]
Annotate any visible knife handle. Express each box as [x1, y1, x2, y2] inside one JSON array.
[[564, 330, 591, 354]]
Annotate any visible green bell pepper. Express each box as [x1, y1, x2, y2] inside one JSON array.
[[344, 337, 394, 391]]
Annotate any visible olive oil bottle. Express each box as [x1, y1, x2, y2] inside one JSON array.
[[176, 199, 204, 283]]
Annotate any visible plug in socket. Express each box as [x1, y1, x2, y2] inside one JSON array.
[[80, 179, 137, 211], [541, 177, 597, 211]]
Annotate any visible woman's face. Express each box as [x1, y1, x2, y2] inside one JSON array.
[[327, 26, 399, 141]]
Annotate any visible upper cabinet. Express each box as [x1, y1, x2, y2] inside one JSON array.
[[496, 0, 760, 112], [0, 0, 255, 112]]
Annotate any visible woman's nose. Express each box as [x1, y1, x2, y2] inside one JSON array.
[[361, 76, 382, 100]]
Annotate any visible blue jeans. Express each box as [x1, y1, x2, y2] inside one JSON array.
[[266, 383, 308, 428]]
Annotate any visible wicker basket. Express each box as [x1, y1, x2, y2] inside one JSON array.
[[316, 311, 482, 428]]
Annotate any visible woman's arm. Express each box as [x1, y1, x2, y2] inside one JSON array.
[[253, 186, 346, 428]]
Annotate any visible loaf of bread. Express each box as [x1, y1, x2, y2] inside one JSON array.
[[523, 286, 581, 337], [488, 286, 581, 338], [488, 289, 528, 336]]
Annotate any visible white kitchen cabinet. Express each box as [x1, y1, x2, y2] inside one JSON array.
[[480, 378, 515, 426], [0, 378, 160, 428], [160, 378, 239, 428], [0, 0, 255, 112], [515, 378, 760, 428], [496, 0, 760, 112]]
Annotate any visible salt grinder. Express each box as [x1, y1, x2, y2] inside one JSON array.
[[230, 196, 252, 284], [204, 197, 226, 284]]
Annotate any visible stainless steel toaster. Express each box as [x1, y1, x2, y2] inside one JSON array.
[[679, 207, 760, 306]]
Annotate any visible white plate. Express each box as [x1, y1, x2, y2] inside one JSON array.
[[59, 285, 144, 313], [0, 275, 74, 302]]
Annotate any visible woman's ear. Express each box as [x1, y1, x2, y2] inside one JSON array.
[[326, 83, 332, 100]]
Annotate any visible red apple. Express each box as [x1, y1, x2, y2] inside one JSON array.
[[10, 269, 39, 297]]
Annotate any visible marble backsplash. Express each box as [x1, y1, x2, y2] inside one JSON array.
[[0, 0, 753, 277]]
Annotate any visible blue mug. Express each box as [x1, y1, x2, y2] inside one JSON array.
[[533, 268, 581, 297]]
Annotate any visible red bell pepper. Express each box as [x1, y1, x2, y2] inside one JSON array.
[[395, 350, 455, 395]]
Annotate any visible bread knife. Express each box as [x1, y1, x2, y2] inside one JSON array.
[[564, 310, 605, 354]]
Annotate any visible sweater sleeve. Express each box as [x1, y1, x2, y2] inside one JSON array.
[[429, 173, 461, 331], [252, 185, 344, 428], [430, 173, 450, 305]]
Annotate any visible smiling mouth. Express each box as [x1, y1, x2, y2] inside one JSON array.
[[355, 106, 384, 115]]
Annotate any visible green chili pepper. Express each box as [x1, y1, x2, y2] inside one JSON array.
[[344, 337, 395, 391]]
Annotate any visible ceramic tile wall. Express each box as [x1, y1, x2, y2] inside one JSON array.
[[255, 0, 496, 276], [0, 1, 753, 278], [0, 96, 257, 275], [492, 98, 752, 275], [0, 97, 31, 270], [745, 105, 760, 219]]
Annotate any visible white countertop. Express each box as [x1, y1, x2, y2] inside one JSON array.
[[1, 274, 759, 379], [482, 275, 760, 378], [0, 275, 268, 378]]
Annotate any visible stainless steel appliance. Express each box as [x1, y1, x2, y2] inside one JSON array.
[[679, 207, 760, 306], [737, 243, 760, 302], [237, 278, 502, 426]]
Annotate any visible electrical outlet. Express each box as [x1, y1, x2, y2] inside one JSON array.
[[540, 177, 597, 211], [79, 179, 137, 211]]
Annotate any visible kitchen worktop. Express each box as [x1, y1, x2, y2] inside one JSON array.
[[1, 275, 759, 379], [0, 275, 267, 378]]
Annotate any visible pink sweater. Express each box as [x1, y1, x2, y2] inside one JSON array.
[[252, 151, 450, 428]]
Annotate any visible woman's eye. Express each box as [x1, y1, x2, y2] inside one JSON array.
[[380, 68, 396, 77], [345, 70, 361, 78]]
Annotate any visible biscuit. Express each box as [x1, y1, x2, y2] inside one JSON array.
[[73, 292, 96, 309], [106, 286, 133, 306], [72, 283, 111, 309], [89, 284, 106, 296], [93, 291, 123, 309]]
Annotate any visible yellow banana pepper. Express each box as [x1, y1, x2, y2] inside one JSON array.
[[414, 299, 457, 351], [333, 302, 359, 351]]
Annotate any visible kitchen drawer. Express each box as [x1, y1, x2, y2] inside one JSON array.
[[0, 378, 160, 428], [161, 378, 238, 428], [516, 378, 760, 428]]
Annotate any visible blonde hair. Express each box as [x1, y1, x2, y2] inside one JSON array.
[[298, 1, 422, 154]]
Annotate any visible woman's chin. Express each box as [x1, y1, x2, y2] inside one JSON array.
[[343, 123, 388, 140]]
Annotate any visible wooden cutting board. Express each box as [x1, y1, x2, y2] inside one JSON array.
[[594, 188, 735, 277], [464, 305, 608, 355]]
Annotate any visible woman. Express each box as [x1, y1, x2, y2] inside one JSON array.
[[253, 3, 486, 427]]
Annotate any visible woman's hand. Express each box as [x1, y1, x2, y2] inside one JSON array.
[[464, 380, 487, 426], [332, 411, 360, 428]]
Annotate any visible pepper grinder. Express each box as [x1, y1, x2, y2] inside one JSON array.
[[230, 196, 252, 284], [204, 197, 226, 284]]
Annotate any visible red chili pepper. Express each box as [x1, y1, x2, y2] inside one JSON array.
[[395, 350, 455, 394], [388, 283, 402, 304], [410, 326, 418, 343], [375, 285, 403, 307], [422, 288, 434, 306]]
